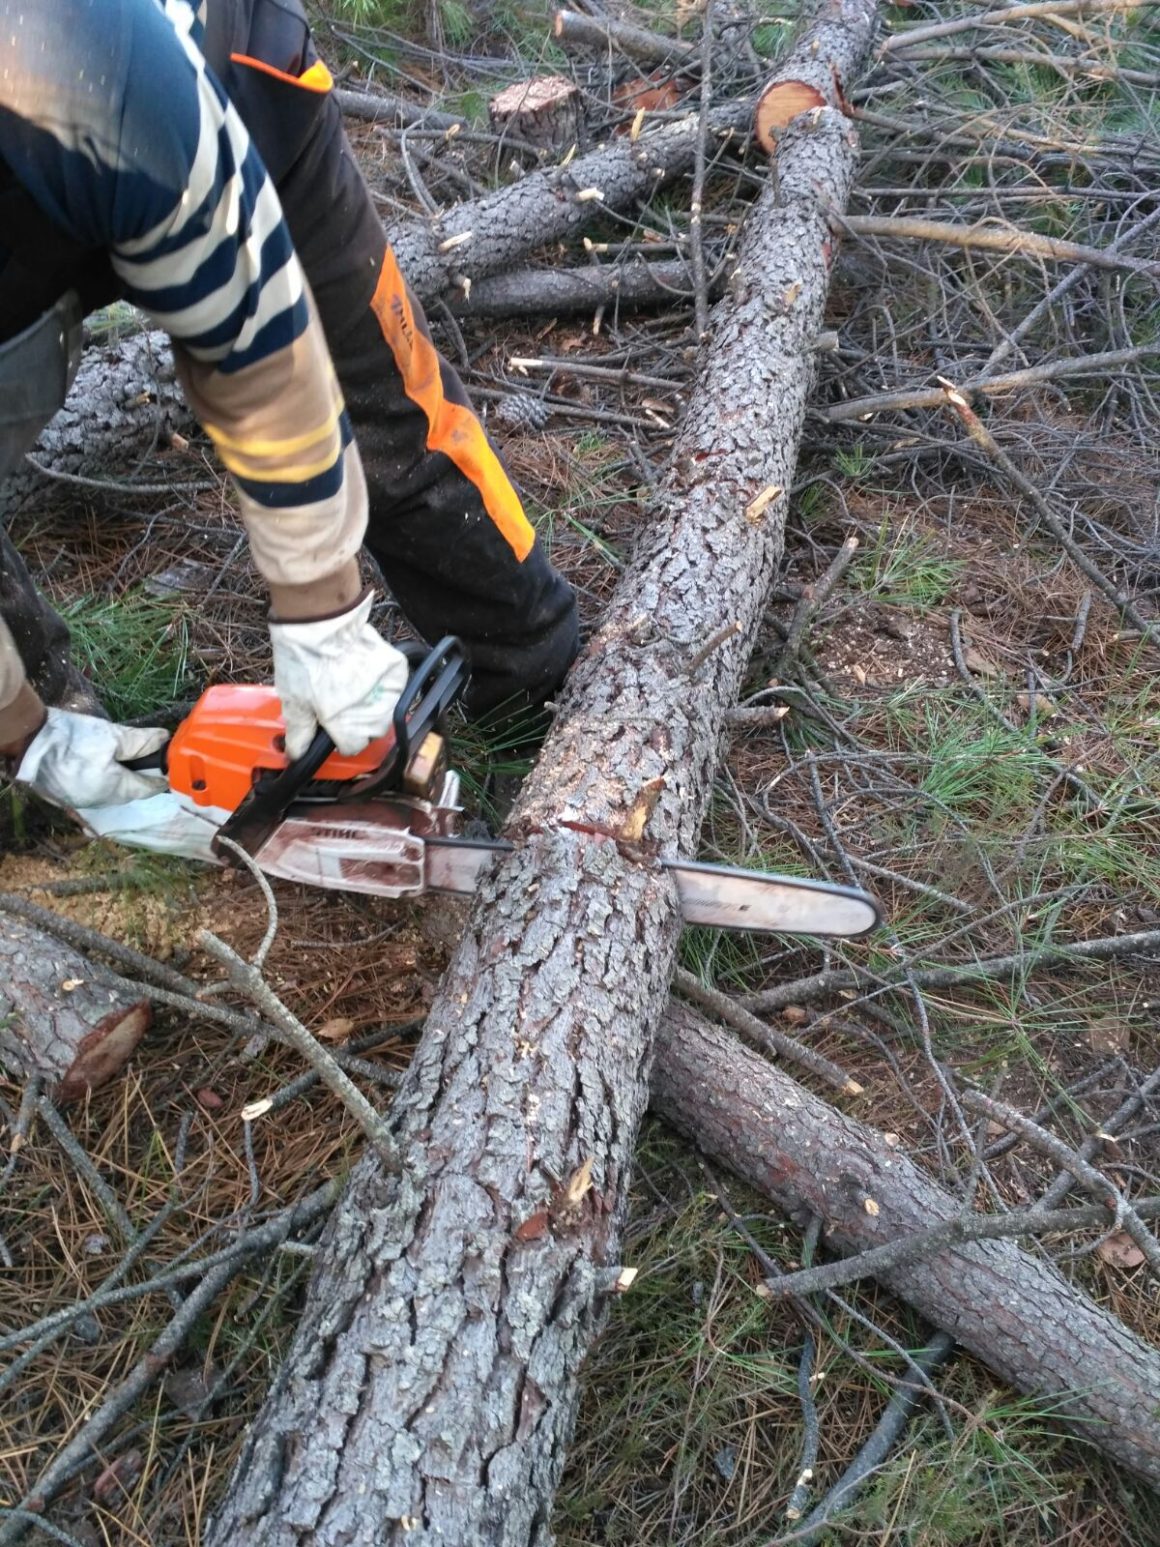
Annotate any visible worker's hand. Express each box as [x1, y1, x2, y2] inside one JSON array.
[[16, 710, 169, 809], [269, 591, 411, 760]]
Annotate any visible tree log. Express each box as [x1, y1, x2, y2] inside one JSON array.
[[653, 1002, 1160, 1489], [449, 257, 719, 317], [0, 916, 151, 1103], [336, 86, 462, 131], [206, 4, 879, 1542], [1, 330, 190, 522], [552, 8, 698, 65], [383, 98, 750, 307]]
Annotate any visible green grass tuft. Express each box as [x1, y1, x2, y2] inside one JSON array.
[[61, 590, 194, 723], [853, 516, 965, 612]]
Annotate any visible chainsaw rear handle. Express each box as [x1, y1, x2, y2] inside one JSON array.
[[212, 635, 468, 862], [120, 636, 467, 785]]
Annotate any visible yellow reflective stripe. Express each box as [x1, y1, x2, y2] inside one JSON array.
[[213, 437, 343, 485], [203, 402, 343, 460]]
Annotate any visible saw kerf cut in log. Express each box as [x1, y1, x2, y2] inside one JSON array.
[[207, 2, 880, 1541], [653, 1003, 1160, 1488], [0, 915, 151, 1103]]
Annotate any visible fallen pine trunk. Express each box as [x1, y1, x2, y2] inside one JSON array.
[[552, 7, 698, 66], [376, 100, 750, 307], [205, 4, 880, 1542], [1, 330, 190, 521], [0, 915, 151, 1103], [653, 1002, 1160, 1489]]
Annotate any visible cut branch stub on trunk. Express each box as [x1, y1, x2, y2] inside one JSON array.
[[653, 1002, 1160, 1488], [207, 2, 878, 1541], [0, 915, 151, 1103]]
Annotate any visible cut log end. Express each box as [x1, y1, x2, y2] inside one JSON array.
[[754, 79, 829, 155], [489, 75, 585, 155], [57, 1003, 152, 1105]]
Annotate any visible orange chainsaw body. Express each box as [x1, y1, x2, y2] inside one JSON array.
[[166, 684, 394, 812]]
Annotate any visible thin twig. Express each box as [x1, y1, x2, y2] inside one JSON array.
[[783, 1331, 957, 1544], [689, 1, 714, 340], [881, 0, 1160, 56], [215, 837, 279, 970], [824, 344, 1160, 422], [673, 968, 863, 1096], [197, 929, 400, 1164], [0, 1191, 334, 1546], [943, 397, 1155, 638], [838, 213, 1160, 278], [741, 924, 1160, 1014], [1038, 1063, 1160, 1210], [761, 1195, 1160, 1300], [686, 620, 743, 677], [961, 1089, 1160, 1278], [780, 536, 860, 665]]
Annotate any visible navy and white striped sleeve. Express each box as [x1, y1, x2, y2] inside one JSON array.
[[0, 0, 366, 592]]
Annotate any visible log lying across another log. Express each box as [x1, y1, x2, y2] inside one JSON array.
[[0, 915, 151, 1104], [654, 1004, 1160, 1489], [206, 3, 879, 1542]]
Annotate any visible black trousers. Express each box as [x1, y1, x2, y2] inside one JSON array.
[[1, 1, 578, 718]]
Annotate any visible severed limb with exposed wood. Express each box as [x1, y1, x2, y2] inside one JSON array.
[[0, 914, 151, 1103], [204, 3, 881, 1541]]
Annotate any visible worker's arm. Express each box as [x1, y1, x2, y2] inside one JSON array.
[[0, 0, 408, 783]]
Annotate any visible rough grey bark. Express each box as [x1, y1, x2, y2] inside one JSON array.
[[450, 257, 718, 317], [552, 7, 698, 65], [382, 100, 750, 306], [0, 916, 152, 1103], [336, 86, 462, 131], [0, 330, 189, 523], [207, 5, 878, 1544], [653, 1003, 1160, 1489]]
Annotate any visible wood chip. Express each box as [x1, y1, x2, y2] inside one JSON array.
[[744, 484, 783, 525], [317, 1016, 356, 1044], [1096, 1232, 1146, 1270], [964, 645, 1001, 678]]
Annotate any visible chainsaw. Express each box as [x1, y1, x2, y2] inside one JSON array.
[[82, 638, 881, 939]]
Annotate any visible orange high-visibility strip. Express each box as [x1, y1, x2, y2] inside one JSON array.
[[369, 249, 535, 562], [229, 53, 334, 93]]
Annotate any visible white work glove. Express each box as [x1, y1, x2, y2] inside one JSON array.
[[16, 709, 169, 810], [269, 591, 411, 759]]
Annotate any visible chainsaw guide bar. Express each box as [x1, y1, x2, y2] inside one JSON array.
[[90, 637, 882, 940]]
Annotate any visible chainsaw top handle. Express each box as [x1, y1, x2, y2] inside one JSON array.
[[211, 635, 468, 862]]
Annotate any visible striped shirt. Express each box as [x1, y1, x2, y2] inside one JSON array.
[[0, 0, 366, 715]]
